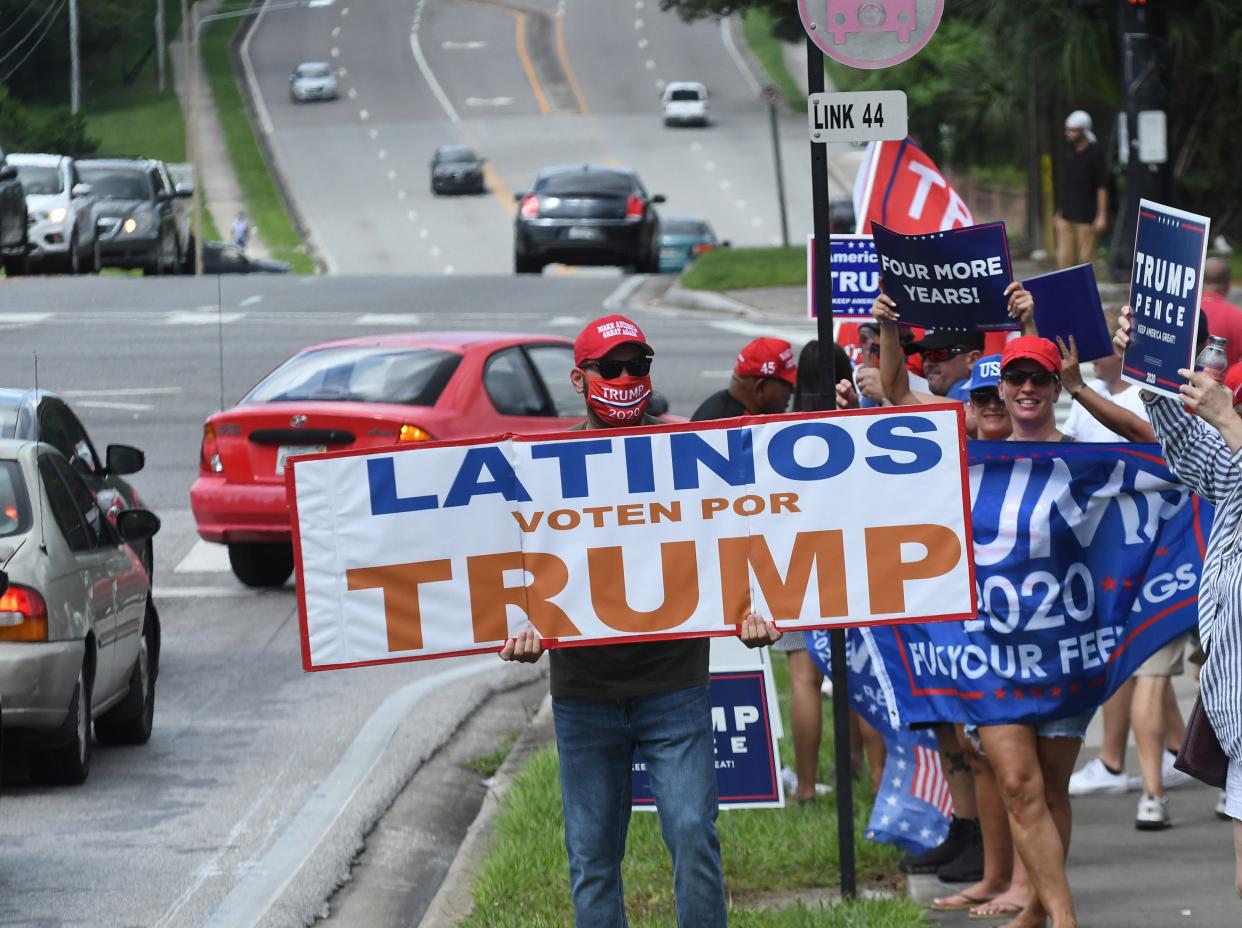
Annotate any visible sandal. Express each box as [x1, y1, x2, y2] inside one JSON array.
[[968, 900, 1024, 920], [931, 891, 994, 911]]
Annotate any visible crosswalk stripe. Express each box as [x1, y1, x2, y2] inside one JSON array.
[[174, 539, 232, 573]]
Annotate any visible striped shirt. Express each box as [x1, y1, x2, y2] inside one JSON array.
[[1146, 395, 1242, 757]]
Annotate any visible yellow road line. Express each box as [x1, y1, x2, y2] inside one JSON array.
[[514, 10, 552, 116], [554, 11, 590, 116]]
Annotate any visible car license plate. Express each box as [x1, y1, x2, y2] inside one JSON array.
[[276, 445, 326, 473], [567, 226, 602, 241]]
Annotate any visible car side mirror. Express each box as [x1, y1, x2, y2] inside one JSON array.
[[71, 182, 92, 198], [651, 194, 666, 204], [0, 165, 15, 182], [106, 444, 145, 476], [513, 192, 525, 202], [174, 183, 193, 198], [156, 190, 174, 202], [117, 509, 161, 545], [648, 391, 670, 417]]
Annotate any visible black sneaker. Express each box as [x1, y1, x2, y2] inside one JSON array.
[[936, 818, 984, 883], [898, 816, 976, 875]]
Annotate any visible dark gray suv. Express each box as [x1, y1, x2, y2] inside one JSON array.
[[76, 159, 191, 275]]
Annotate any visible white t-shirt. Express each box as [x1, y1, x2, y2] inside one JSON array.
[[1062, 379, 1150, 442]]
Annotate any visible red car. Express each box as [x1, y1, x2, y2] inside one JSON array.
[[191, 332, 592, 588]]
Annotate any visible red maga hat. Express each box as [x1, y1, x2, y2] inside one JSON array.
[[734, 337, 798, 385], [1001, 336, 1062, 376], [574, 314, 653, 366]]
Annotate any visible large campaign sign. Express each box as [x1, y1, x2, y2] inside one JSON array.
[[853, 138, 974, 235], [808, 234, 882, 319], [1121, 200, 1211, 398], [870, 442, 1211, 726], [632, 669, 784, 809], [289, 408, 976, 671], [871, 221, 1017, 333]]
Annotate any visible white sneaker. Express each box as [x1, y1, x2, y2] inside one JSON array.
[[1216, 791, 1231, 821], [1069, 758, 1132, 796], [1135, 793, 1171, 830], [1161, 750, 1194, 790]]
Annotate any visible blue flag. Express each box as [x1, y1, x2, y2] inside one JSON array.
[[870, 442, 1211, 727]]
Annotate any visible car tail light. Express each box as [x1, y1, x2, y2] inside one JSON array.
[[625, 194, 644, 219], [200, 423, 223, 474], [0, 585, 49, 642], [398, 424, 433, 442], [691, 242, 715, 257], [519, 195, 539, 219]]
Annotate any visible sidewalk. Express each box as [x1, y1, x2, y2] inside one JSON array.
[[169, 2, 273, 260]]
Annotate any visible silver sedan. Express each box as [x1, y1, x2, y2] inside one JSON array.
[[0, 440, 160, 785], [290, 61, 338, 102]]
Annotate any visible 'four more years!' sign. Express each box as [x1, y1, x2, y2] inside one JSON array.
[[289, 407, 976, 671]]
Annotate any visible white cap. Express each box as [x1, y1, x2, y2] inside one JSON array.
[[1065, 110, 1097, 143]]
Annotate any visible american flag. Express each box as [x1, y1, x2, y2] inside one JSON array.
[[912, 744, 955, 818]]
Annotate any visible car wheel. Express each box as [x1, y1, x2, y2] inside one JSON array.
[[67, 230, 82, 275], [182, 236, 196, 275], [95, 602, 159, 746], [514, 255, 543, 275], [228, 542, 294, 588], [28, 664, 93, 786]]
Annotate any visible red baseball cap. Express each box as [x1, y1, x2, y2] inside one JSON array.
[[573, 314, 653, 366], [735, 337, 798, 385], [1001, 336, 1062, 376]]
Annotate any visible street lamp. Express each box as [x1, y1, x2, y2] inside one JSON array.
[[186, 0, 335, 275]]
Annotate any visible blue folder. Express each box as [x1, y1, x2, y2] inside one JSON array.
[[1024, 264, 1112, 361]]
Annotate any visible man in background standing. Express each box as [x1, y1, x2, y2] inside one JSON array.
[[1056, 110, 1108, 268]]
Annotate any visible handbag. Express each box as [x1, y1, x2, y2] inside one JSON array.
[[1174, 695, 1229, 789]]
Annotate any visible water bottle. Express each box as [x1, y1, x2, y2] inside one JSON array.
[[1194, 336, 1229, 384]]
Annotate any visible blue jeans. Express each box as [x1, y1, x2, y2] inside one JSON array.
[[552, 685, 727, 928]]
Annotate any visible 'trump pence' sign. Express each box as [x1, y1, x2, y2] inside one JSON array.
[[289, 408, 976, 671]]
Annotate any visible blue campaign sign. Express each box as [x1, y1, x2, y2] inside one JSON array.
[[632, 671, 782, 809], [807, 234, 881, 319], [1025, 264, 1113, 362], [868, 442, 1211, 727], [871, 221, 1017, 333], [1122, 199, 1211, 398]]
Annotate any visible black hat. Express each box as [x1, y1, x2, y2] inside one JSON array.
[[904, 330, 986, 356]]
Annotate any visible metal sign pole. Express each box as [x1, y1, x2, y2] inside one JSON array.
[[805, 34, 854, 899]]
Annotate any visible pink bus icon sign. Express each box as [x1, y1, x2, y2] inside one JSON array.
[[827, 1, 917, 45]]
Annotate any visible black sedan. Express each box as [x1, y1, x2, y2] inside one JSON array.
[[430, 145, 486, 195], [513, 165, 665, 275]]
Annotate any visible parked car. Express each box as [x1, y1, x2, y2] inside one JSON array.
[[8, 153, 99, 275], [0, 389, 152, 576], [657, 216, 725, 273], [76, 158, 190, 275], [829, 196, 856, 234], [192, 333, 595, 587], [195, 240, 290, 275], [0, 146, 29, 277], [0, 439, 161, 785], [661, 81, 710, 127], [290, 62, 338, 102], [430, 144, 486, 195], [513, 165, 664, 274]]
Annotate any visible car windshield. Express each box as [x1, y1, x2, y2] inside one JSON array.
[[298, 64, 332, 78], [243, 346, 462, 405], [662, 219, 709, 236], [0, 460, 30, 539], [437, 148, 476, 163], [537, 171, 634, 197], [0, 402, 19, 438], [668, 88, 703, 101], [13, 165, 63, 195], [77, 168, 149, 200]]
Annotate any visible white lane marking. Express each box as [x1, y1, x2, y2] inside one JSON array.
[[359, 108, 369, 120], [410, 0, 461, 123], [62, 387, 182, 397], [239, 295, 263, 307], [386, 169, 397, 180], [165, 312, 245, 325], [752, 216, 763, 227], [378, 149, 388, 160], [705, 160, 716, 171], [719, 180, 731, 190], [634, 18, 643, 28], [74, 400, 153, 412], [430, 246, 441, 257], [330, 46, 340, 57], [635, 0, 644, 8], [200, 659, 495, 928], [444, 265, 455, 274], [465, 96, 514, 107], [0, 312, 52, 324], [368, 127, 379, 139], [407, 209, 417, 220], [645, 59, 655, 70], [397, 190, 407, 200], [710, 319, 817, 340], [357, 313, 422, 326], [152, 586, 259, 599], [700, 369, 732, 378], [690, 141, 702, 152], [174, 540, 232, 574], [548, 315, 583, 326], [441, 40, 486, 50], [637, 37, 648, 49], [720, 16, 761, 96], [770, 235, 782, 245], [419, 229, 429, 239], [337, 67, 347, 77], [340, 4, 348, 14], [734, 198, 747, 209], [348, 87, 358, 99], [602, 275, 646, 311], [331, 25, 340, 37]]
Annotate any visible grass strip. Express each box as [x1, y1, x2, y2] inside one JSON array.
[[201, 20, 315, 274], [461, 655, 921, 927], [464, 732, 520, 778], [680, 246, 806, 291], [740, 10, 807, 114]]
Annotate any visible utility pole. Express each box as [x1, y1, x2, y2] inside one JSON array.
[[157, 0, 167, 92], [1113, 0, 1171, 276], [68, 0, 80, 113]]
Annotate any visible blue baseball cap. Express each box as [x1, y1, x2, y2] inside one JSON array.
[[966, 354, 1002, 392]]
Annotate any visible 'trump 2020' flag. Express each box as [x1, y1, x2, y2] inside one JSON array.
[[853, 139, 975, 236], [870, 442, 1212, 727]]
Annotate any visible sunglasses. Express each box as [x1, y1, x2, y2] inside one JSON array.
[[581, 357, 652, 379], [1000, 369, 1059, 388], [969, 389, 1004, 407], [922, 346, 967, 364]]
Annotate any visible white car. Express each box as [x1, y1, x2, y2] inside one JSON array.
[[7, 153, 98, 274], [290, 62, 338, 102], [662, 82, 709, 127]]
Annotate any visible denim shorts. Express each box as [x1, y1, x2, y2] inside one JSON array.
[[964, 709, 1094, 754]]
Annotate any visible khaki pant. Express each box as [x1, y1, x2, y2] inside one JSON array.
[[1056, 216, 1097, 268]]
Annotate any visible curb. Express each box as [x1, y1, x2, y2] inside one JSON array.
[[419, 694, 556, 928]]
